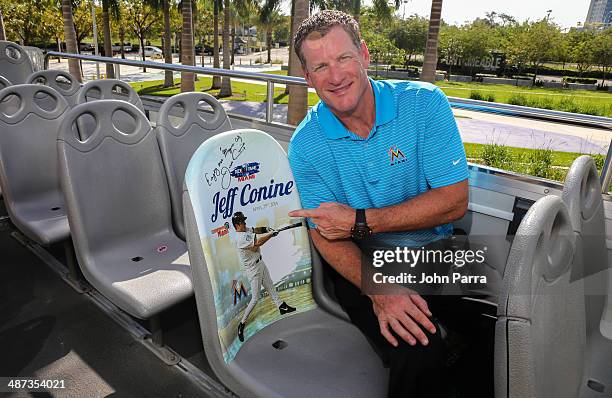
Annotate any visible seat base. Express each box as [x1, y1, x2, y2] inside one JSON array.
[[227, 308, 389, 398], [84, 231, 192, 319]]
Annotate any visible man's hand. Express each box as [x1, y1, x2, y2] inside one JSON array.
[[289, 203, 355, 240], [369, 293, 437, 347]]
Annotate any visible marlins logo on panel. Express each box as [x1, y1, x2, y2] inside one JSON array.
[[231, 280, 248, 305]]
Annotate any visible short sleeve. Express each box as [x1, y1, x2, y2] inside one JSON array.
[[288, 143, 336, 228], [236, 232, 254, 249], [421, 88, 468, 188]]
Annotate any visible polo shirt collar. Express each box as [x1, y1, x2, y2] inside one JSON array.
[[317, 78, 398, 140]]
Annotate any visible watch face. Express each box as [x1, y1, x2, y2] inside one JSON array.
[[352, 225, 371, 240]]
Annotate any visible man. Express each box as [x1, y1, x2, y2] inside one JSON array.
[[232, 212, 296, 342], [287, 10, 495, 397]]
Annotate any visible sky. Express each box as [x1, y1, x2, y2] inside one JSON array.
[[292, 0, 594, 29], [395, 0, 592, 29]]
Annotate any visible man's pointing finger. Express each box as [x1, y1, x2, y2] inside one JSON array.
[[289, 209, 319, 218]]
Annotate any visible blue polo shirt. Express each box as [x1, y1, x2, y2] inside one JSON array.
[[288, 79, 468, 247]]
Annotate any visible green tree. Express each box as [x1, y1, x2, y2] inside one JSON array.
[[258, 0, 283, 64], [503, 22, 530, 78], [439, 25, 463, 75], [3, 0, 55, 46], [568, 29, 597, 77], [125, 0, 161, 72], [592, 28, 612, 86], [72, 0, 94, 53], [388, 14, 428, 67], [461, 20, 493, 76], [524, 19, 561, 82]]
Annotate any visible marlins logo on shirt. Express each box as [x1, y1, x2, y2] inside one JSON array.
[[388, 146, 407, 166]]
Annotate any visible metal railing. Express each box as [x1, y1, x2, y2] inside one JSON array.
[[43, 51, 612, 191], [44, 51, 308, 124]]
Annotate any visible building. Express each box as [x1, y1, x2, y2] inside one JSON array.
[[585, 0, 612, 27]]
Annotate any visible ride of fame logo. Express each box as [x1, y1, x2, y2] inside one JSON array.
[[231, 162, 260, 182]]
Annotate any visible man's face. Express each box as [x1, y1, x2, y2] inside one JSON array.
[[301, 26, 371, 116], [234, 221, 246, 232]]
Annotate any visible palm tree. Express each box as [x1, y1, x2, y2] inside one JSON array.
[[145, 0, 175, 87], [181, 0, 195, 92], [102, 0, 120, 78], [0, 8, 6, 41], [212, 0, 221, 88], [420, 0, 443, 83], [286, 0, 308, 125], [218, 0, 232, 96], [162, 0, 174, 87], [61, 0, 83, 82], [258, 0, 282, 64]]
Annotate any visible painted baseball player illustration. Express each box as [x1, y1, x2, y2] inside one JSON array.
[[232, 211, 296, 342]]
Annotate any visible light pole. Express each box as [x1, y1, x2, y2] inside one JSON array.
[[91, 0, 100, 79], [546, 9, 552, 21], [402, 0, 410, 19]]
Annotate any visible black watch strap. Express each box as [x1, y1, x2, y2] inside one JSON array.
[[351, 209, 371, 240], [355, 208, 366, 225]]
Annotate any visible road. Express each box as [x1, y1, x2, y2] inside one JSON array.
[[47, 51, 611, 155]]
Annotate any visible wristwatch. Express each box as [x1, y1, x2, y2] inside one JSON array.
[[351, 209, 372, 240]]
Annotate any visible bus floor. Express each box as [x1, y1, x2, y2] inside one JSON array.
[[0, 221, 212, 398]]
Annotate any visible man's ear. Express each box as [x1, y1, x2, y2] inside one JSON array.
[[360, 40, 370, 70], [303, 67, 314, 88]]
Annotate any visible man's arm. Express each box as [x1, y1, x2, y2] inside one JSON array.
[[290, 180, 468, 240], [245, 232, 277, 252], [310, 229, 437, 346]]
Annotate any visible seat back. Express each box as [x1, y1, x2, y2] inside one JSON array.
[[562, 156, 611, 397], [183, 129, 315, 363], [27, 70, 81, 107], [156, 92, 232, 240], [58, 100, 173, 255], [76, 79, 144, 140], [0, 85, 69, 215], [0, 41, 34, 84], [495, 195, 585, 398], [562, 155, 607, 281], [0, 75, 11, 90]]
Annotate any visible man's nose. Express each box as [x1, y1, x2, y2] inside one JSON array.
[[327, 63, 344, 85]]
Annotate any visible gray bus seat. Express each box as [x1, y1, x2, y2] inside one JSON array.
[[0, 84, 70, 245], [75, 79, 144, 140], [183, 129, 387, 398], [495, 195, 585, 398], [0, 41, 34, 84], [0, 75, 11, 90], [310, 239, 350, 321], [156, 92, 232, 240], [562, 156, 610, 397], [27, 70, 82, 107], [57, 100, 192, 319]]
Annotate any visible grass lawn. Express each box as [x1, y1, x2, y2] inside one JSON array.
[[130, 77, 320, 106], [436, 81, 612, 117], [463, 142, 595, 168]]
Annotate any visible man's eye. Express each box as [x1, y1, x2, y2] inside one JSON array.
[[313, 65, 326, 72]]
